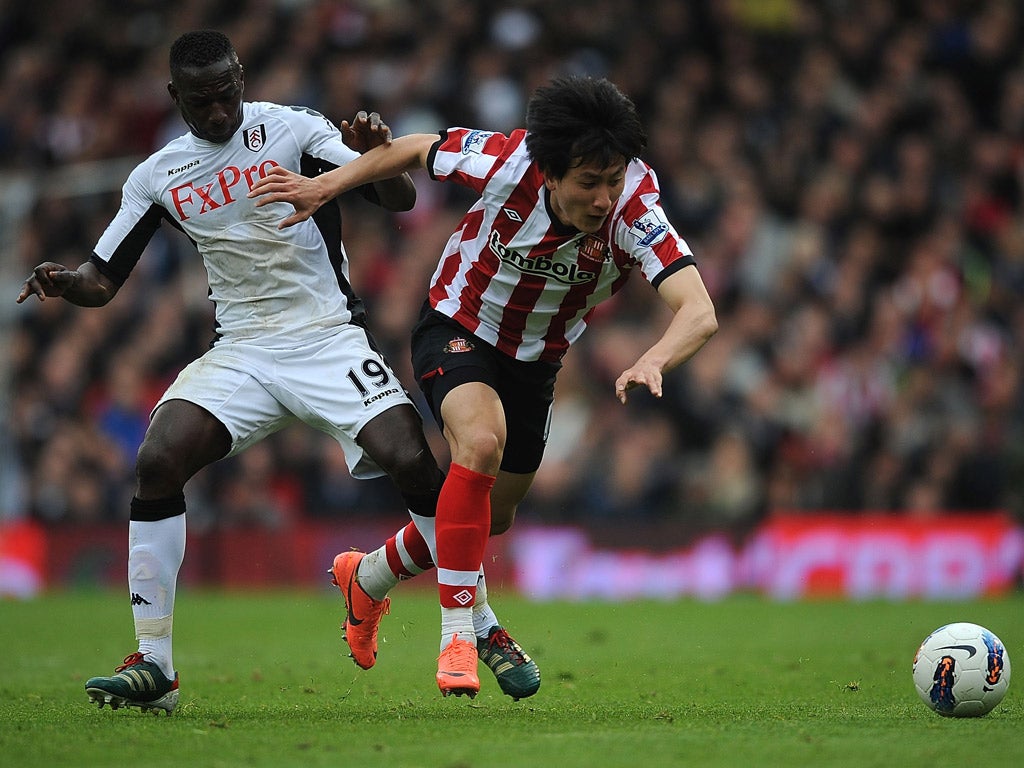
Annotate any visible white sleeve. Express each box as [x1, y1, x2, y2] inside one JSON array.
[[283, 104, 361, 167], [92, 159, 163, 275]]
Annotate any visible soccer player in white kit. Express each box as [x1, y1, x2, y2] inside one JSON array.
[[17, 30, 531, 713], [250, 76, 719, 697]]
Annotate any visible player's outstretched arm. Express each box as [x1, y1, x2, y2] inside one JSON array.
[[614, 265, 717, 404], [249, 133, 439, 229], [16, 261, 119, 307]]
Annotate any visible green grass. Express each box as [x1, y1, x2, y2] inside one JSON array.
[[1, 589, 1022, 767]]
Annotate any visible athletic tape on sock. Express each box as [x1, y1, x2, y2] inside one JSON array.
[[135, 615, 174, 639]]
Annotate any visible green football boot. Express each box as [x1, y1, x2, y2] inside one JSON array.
[[85, 652, 179, 715], [477, 626, 541, 701]]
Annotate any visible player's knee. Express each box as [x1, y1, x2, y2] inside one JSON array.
[[489, 505, 516, 536], [386, 446, 443, 497], [135, 439, 174, 485], [134, 437, 192, 493], [453, 428, 503, 471]]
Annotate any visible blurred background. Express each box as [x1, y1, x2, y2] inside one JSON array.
[[1, 0, 1023, 600]]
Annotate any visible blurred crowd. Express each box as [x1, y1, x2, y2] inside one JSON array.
[[2, 0, 1024, 539]]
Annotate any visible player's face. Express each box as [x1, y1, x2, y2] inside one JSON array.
[[545, 157, 626, 233], [169, 57, 245, 143]]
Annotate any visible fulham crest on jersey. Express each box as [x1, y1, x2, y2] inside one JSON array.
[[244, 124, 267, 152]]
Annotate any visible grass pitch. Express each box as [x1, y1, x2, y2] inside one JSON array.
[[1, 588, 1022, 767]]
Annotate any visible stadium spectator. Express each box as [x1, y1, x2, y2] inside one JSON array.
[[3, 0, 1023, 548]]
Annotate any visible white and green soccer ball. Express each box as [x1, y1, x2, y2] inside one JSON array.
[[912, 622, 1011, 717]]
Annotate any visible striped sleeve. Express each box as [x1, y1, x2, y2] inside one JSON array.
[[615, 162, 695, 286]]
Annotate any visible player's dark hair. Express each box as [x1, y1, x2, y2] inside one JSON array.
[[169, 30, 239, 78], [525, 76, 647, 178]]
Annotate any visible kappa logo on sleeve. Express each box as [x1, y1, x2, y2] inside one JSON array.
[[629, 209, 669, 247], [461, 130, 493, 155]]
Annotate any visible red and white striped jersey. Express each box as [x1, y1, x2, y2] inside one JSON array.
[[425, 127, 696, 362]]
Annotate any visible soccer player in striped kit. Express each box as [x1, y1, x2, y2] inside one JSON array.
[[251, 75, 718, 698]]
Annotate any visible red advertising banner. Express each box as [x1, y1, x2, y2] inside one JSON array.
[[746, 513, 1023, 600], [3, 513, 1022, 601], [510, 513, 1024, 601]]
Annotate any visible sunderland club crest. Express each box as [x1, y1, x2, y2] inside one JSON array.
[[576, 234, 609, 270], [444, 337, 474, 354]]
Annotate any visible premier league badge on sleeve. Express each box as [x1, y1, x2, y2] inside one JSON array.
[[461, 130, 493, 155], [629, 209, 669, 247]]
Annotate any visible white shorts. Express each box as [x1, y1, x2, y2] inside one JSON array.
[[154, 325, 416, 479]]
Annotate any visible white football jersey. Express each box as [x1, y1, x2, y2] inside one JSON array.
[[93, 101, 366, 348]]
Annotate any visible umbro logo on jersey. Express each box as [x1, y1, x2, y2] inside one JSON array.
[[503, 208, 523, 222], [244, 124, 267, 152], [131, 593, 151, 606]]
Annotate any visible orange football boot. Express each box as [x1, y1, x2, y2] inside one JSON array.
[[436, 633, 480, 698], [330, 551, 390, 669]]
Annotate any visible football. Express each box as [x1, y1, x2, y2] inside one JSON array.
[[912, 622, 1011, 717]]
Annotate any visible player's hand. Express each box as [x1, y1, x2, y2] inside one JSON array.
[[340, 110, 393, 153], [16, 262, 78, 303], [248, 165, 324, 229], [614, 361, 664, 404]]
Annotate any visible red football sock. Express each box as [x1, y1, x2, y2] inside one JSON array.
[[385, 521, 435, 578], [435, 462, 493, 608]]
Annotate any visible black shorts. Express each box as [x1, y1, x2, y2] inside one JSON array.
[[411, 305, 560, 474]]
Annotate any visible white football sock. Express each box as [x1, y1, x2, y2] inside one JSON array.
[[473, 566, 499, 638], [353, 546, 397, 601], [440, 606, 476, 651], [128, 515, 185, 680], [409, 512, 437, 562]]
